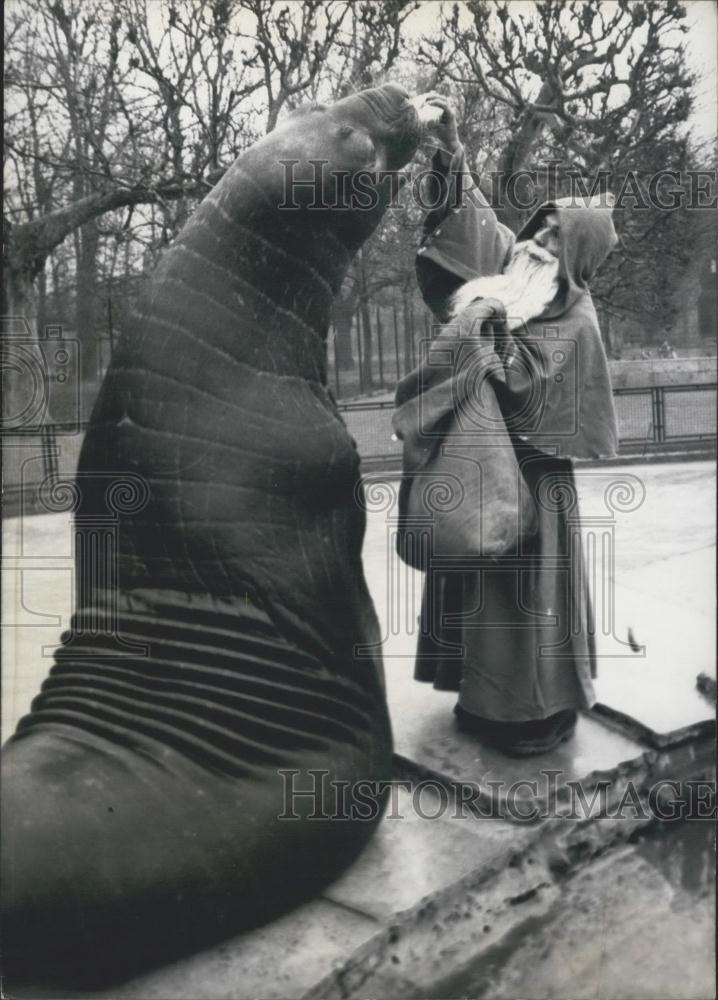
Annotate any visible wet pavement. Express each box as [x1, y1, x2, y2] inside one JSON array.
[[433, 821, 716, 1000], [2, 459, 715, 997], [3, 461, 715, 744], [362, 460, 716, 777]]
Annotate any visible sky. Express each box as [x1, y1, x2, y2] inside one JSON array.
[[684, 0, 718, 144]]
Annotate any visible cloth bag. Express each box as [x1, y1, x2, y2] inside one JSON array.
[[392, 299, 537, 571]]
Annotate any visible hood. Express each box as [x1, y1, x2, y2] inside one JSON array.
[[518, 195, 618, 317]]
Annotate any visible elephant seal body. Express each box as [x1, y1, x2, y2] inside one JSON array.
[[2, 84, 419, 987]]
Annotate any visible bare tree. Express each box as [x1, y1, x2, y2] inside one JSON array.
[[3, 0, 707, 413], [3, 0, 264, 414], [419, 0, 695, 228], [237, 0, 350, 131], [330, 0, 420, 97], [4, 2, 264, 313]]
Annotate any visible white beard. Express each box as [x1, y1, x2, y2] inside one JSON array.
[[450, 241, 560, 330]]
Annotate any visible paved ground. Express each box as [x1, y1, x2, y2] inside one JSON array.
[[2, 459, 715, 998], [4, 460, 715, 739], [363, 460, 716, 752]]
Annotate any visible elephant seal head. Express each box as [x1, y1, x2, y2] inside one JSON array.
[[270, 81, 421, 239], [191, 83, 421, 307]]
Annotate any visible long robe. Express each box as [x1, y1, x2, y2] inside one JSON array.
[[401, 147, 618, 721]]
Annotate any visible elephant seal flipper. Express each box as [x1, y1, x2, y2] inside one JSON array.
[[2, 83, 420, 988]]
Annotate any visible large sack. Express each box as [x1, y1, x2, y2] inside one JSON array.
[[393, 299, 537, 571]]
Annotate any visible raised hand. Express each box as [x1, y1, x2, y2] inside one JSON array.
[[413, 92, 461, 158]]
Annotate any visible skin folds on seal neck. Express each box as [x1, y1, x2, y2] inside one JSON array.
[[1, 85, 421, 992], [79, 84, 420, 653]]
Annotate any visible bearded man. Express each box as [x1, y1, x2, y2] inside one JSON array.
[[397, 95, 618, 756]]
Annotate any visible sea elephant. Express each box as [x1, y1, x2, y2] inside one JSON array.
[[2, 83, 420, 988]]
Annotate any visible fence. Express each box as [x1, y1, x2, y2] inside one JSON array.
[[3, 384, 716, 515], [334, 383, 717, 469]]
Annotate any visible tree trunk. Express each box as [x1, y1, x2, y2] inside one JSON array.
[[76, 219, 100, 388], [375, 305, 384, 388], [355, 314, 365, 395], [357, 251, 374, 391], [408, 294, 417, 369], [2, 250, 41, 426], [359, 297, 374, 391], [392, 294, 401, 381], [37, 268, 47, 336], [402, 290, 413, 372], [604, 310, 618, 358], [495, 80, 556, 232], [332, 294, 357, 371], [596, 303, 618, 357]]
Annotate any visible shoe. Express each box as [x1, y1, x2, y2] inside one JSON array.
[[454, 705, 577, 757]]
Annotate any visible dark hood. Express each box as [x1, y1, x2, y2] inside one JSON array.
[[518, 195, 618, 317]]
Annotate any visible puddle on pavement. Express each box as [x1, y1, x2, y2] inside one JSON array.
[[629, 816, 715, 903]]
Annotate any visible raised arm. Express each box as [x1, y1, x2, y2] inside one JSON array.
[[415, 95, 516, 320]]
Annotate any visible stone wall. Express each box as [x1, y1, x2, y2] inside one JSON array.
[[609, 357, 717, 389]]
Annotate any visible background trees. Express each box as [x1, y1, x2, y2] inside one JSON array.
[[420, 2, 696, 214], [3, 0, 715, 417], [417, 0, 716, 351]]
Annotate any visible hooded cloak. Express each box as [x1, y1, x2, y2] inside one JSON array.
[[399, 145, 620, 720], [416, 146, 619, 460]]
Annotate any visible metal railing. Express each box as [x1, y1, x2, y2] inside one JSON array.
[[3, 383, 715, 515], [612, 384, 717, 446], [338, 383, 717, 468]]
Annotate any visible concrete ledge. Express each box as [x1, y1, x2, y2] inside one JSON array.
[[590, 703, 716, 750], [608, 357, 717, 388], [306, 736, 716, 1000], [360, 445, 716, 477]]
